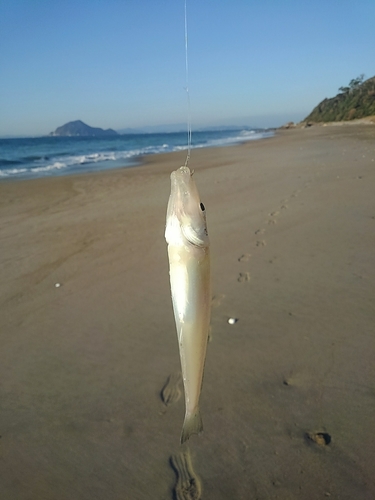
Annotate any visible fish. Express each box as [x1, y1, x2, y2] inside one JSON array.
[[165, 166, 211, 444]]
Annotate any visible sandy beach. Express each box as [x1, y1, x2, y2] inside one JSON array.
[[1, 125, 374, 499]]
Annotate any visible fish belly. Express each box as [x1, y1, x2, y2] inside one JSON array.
[[168, 245, 210, 441]]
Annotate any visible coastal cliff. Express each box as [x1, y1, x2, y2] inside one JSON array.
[[304, 75, 375, 123]]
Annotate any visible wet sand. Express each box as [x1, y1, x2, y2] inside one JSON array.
[[0, 125, 374, 499]]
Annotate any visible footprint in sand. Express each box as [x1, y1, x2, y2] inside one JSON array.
[[306, 431, 332, 447], [269, 211, 280, 217], [161, 372, 182, 406], [238, 272, 251, 283], [256, 240, 267, 247], [254, 228, 265, 235], [238, 253, 251, 262], [280, 204, 288, 210], [211, 294, 225, 308], [170, 450, 201, 500], [266, 219, 277, 225]]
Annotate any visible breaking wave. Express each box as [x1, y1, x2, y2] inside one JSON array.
[[0, 129, 273, 179]]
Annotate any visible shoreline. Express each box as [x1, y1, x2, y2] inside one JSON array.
[[1, 120, 374, 186], [0, 121, 375, 185], [0, 128, 275, 183], [1, 124, 374, 499], [0, 138, 271, 186]]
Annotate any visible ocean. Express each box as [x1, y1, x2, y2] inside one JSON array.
[[0, 128, 273, 180]]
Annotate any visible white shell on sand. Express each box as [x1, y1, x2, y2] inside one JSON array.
[[54, 283, 61, 288], [228, 317, 238, 324]]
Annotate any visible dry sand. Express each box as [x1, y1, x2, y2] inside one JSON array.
[[0, 125, 374, 499]]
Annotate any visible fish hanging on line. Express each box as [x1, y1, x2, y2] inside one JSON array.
[[165, 166, 211, 444]]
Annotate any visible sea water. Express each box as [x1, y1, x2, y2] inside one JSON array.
[[0, 129, 273, 180]]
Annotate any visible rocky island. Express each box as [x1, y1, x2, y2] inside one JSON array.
[[50, 120, 119, 137]]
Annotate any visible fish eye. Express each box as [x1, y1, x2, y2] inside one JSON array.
[[200, 202, 205, 211]]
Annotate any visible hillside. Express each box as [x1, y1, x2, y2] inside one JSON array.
[[304, 75, 375, 123], [50, 120, 119, 137]]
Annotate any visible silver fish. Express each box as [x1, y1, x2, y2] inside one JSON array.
[[165, 166, 211, 444]]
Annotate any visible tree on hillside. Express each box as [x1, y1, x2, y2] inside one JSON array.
[[339, 74, 365, 94]]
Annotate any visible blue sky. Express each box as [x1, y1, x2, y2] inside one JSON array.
[[1, 0, 374, 136]]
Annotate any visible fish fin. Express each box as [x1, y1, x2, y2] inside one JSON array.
[[180, 408, 203, 444]]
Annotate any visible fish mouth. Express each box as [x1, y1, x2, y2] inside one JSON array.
[[171, 166, 193, 197], [167, 167, 209, 248]]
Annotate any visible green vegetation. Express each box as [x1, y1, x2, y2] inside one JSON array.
[[304, 75, 375, 123]]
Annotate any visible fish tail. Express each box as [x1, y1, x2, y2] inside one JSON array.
[[180, 408, 203, 444]]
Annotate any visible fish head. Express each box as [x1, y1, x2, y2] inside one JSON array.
[[165, 166, 209, 248]]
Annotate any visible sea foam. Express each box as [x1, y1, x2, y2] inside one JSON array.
[[0, 129, 273, 179]]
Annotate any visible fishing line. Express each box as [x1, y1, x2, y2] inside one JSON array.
[[183, 0, 192, 168]]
